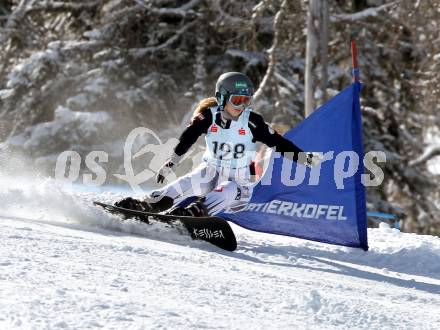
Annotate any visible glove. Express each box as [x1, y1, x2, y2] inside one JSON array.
[[156, 160, 175, 184], [299, 152, 324, 168]]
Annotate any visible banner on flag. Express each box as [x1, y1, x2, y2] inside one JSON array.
[[219, 81, 369, 250]]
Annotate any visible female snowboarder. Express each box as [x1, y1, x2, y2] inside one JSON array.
[[115, 72, 320, 217]]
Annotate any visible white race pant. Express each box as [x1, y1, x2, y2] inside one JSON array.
[[149, 162, 255, 215]]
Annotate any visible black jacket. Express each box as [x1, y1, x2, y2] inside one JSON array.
[[174, 108, 304, 161]]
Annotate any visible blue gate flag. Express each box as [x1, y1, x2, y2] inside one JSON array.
[[219, 82, 368, 250]]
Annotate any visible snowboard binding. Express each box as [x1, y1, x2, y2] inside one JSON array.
[[114, 196, 174, 214]]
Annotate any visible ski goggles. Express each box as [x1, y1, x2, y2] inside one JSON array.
[[228, 94, 253, 107]]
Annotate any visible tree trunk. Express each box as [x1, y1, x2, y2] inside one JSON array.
[[304, 0, 328, 117], [305, 0, 329, 117], [319, 0, 329, 105], [305, 0, 318, 117]]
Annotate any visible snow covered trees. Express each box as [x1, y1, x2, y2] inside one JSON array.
[[0, 0, 438, 235]]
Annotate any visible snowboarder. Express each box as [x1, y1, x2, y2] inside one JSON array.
[[115, 72, 321, 217]]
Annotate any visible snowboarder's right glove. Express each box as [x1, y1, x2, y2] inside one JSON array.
[[299, 152, 324, 168]]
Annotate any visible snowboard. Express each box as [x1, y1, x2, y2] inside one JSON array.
[[93, 201, 237, 252]]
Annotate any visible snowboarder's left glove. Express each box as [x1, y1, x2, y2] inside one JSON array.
[[156, 153, 181, 184], [299, 152, 324, 168], [156, 161, 174, 184]]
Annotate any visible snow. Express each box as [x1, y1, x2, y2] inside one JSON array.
[[332, 3, 396, 22], [6, 49, 59, 89], [7, 106, 112, 152], [0, 176, 440, 329], [83, 76, 108, 95], [66, 94, 90, 109], [0, 89, 14, 100], [83, 29, 103, 40], [425, 127, 440, 175]]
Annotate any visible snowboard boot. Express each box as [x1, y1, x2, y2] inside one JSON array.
[[168, 198, 208, 217], [114, 196, 174, 213]]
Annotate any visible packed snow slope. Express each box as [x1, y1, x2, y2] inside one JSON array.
[[0, 177, 440, 330]]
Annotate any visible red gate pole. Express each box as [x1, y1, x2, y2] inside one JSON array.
[[351, 40, 360, 82]]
